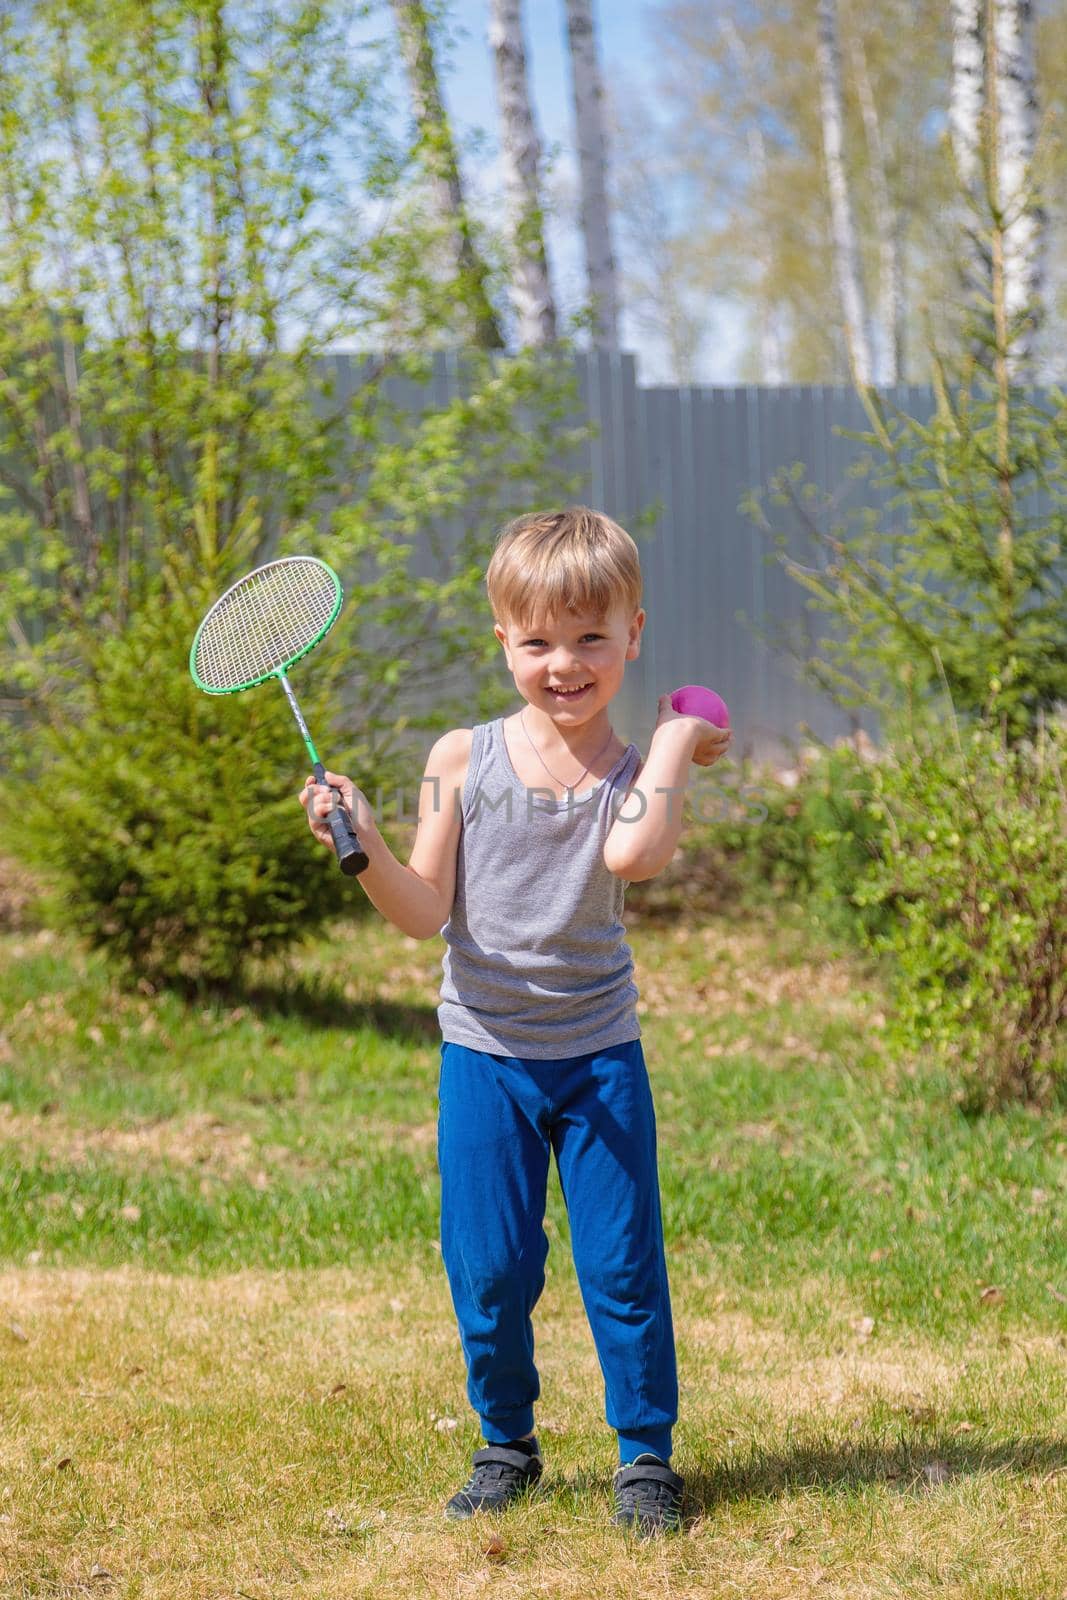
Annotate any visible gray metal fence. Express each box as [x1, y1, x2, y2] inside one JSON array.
[[365, 349, 1060, 765], [8, 345, 1053, 768]]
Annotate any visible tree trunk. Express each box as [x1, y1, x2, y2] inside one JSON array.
[[815, 0, 873, 385], [562, 0, 620, 347], [990, 0, 1045, 378], [390, 0, 505, 349], [847, 21, 903, 382], [949, 0, 1045, 378], [949, 0, 990, 316], [488, 0, 558, 345]]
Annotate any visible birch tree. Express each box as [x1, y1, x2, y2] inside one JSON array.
[[846, 11, 905, 382], [488, 0, 557, 345], [949, 0, 988, 312], [390, 0, 505, 349], [815, 0, 873, 386], [0, 0, 585, 986], [949, 0, 1047, 378], [990, 0, 1047, 378], [562, 0, 620, 347], [658, 0, 954, 384]]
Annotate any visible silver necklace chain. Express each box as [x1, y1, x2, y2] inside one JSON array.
[[520, 705, 616, 793]]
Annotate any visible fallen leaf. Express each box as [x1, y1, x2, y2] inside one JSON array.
[[979, 1285, 1004, 1305], [89, 1563, 113, 1583], [55, 1457, 72, 1471], [7, 1323, 28, 1343], [482, 1534, 506, 1561]]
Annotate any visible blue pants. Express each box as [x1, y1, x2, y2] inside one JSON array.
[[437, 1037, 678, 1464]]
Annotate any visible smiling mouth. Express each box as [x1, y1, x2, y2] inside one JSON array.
[[548, 684, 591, 698]]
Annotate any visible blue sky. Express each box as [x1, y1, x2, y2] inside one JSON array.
[[441, 0, 659, 140], [390, 0, 747, 383]]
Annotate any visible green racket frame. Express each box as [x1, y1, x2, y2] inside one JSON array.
[[189, 556, 368, 876]]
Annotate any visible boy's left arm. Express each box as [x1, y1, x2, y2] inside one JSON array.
[[604, 695, 732, 881]]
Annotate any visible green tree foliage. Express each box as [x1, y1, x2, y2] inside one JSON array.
[[736, 67, 1066, 1108], [856, 691, 1066, 1113], [741, 52, 1066, 747], [656, 0, 1067, 383], [657, 0, 956, 382], [742, 361, 1067, 746], [0, 0, 586, 988]]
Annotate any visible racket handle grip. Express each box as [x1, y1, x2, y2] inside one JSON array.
[[313, 765, 370, 877]]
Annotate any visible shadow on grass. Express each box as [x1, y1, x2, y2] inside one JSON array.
[[676, 1432, 1067, 1524], [230, 973, 442, 1044], [521, 1434, 1067, 1535]]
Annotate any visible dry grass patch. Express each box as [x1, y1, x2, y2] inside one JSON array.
[[2, 1265, 1064, 1600], [0, 1106, 440, 1184]]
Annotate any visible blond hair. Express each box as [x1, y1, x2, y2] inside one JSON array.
[[485, 507, 642, 633]]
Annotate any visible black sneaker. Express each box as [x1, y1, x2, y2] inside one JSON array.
[[611, 1453, 684, 1537], [444, 1440, 543, 1520]]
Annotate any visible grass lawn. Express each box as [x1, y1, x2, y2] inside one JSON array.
[[1, 886, 1064, 1597]]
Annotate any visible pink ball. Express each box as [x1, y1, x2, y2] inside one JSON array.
[[670, 684, 730, 727]]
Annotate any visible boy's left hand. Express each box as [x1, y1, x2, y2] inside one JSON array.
[[655, 693, 733, 767]]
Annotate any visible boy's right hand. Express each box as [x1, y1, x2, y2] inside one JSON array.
[[300, 771, 375, 851]]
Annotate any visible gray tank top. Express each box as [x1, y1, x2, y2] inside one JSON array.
[[437, 716, 643, 1059]]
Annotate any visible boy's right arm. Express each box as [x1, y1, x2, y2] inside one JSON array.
[[302, 728, 469, 941]]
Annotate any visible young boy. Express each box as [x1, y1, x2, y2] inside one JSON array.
[[301, 507, 731, 1537]]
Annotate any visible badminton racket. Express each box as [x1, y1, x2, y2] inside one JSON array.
[[189, 555, 369, 876]]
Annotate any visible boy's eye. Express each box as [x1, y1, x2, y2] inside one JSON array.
[[524, 634, 603, 646]]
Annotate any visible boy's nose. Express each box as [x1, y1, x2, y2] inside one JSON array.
[[548, 650, 583, 674]]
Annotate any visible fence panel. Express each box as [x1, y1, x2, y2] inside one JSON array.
[[7, 350, 1058, 767]]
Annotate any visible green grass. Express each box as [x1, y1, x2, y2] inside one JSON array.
[[1, 914, 1063, 1342], [2, 901, 1065, 1597]]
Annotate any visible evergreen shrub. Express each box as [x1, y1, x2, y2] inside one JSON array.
[[1, 591, 361, 991]]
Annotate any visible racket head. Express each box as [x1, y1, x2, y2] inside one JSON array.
[[189, 556, 343, 694]]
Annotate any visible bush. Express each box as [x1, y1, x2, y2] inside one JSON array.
[[853, 707, 1067, 1112], [1, 591, 362, 992], [691, 740, 900, 955]]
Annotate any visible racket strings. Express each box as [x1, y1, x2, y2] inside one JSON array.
[[195, 559, 339, 690]]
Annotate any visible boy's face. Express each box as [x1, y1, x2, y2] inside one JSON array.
[[493, 600, 645, 724]]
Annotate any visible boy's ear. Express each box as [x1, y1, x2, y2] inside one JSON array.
[[626, 609, 645, 660]]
